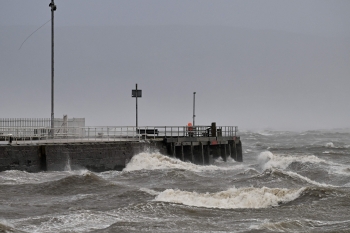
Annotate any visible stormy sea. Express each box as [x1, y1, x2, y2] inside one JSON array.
[[1, 129, 350, 233]]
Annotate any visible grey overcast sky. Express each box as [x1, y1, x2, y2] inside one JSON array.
[[1, 0, 350, 130]]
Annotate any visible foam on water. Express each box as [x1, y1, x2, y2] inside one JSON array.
[[278, 169, 335, 187], [261, 150, 350, 178], [325, 142, 335, 148], [0, 170, 68, 185], [154, 186, 305, 209], [123, 152, 236, 172], [11, 210, 118, 233], [258, 219, 350, 232], [0, 219, 21, 233], [96, 170, 121, 181], [140, 187, 160, 196], [328, 164, 350, 177], [324, 142, 350, 149], [0, 168, 94, 185], [257, 151, 327, 170]]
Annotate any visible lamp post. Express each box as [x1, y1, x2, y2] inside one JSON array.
[[193, 92, 196, 127], [49, 0, 56, 138]]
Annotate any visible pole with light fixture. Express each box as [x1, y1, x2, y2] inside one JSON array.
[[49, 0, 56, 138], [193, 92, 196, 127]]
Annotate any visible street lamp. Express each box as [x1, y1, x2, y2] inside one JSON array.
[[49, 0, 57, 137], [193, 92, 196, 127]]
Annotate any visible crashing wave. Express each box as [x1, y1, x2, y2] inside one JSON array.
[[154, 186, 305, 209]]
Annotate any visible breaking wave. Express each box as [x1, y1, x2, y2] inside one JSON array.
[[0, 219, 26, 233], [259, 168, 335, 187], [154, 187, 305, 209], [0, 169, 91, 185], [123, 152, 233, 172], [257, 151, 327, 170]]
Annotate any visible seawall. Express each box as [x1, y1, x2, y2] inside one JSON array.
[[0, 140, 167, 172], [0, 136, 242, 172]]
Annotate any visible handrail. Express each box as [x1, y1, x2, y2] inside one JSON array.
[[0, 125, 238, 144]]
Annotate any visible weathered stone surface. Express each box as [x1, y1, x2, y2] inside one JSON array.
[[0, 138, 242, 172], [0, 145, 41, 172], [0, 141, 167, 172]]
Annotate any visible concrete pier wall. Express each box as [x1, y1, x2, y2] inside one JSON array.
[[0, 141, 167, 172], [0, 137, 242, 172], [0, 145, 42, 172]]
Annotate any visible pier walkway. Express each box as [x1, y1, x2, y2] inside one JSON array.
[[0, 124, 242, 172]]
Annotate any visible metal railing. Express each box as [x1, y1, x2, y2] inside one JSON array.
[[0, 125, 238, 144], [0, 118, 85, 128]]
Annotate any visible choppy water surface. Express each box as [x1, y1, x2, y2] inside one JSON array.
[[1, 130, 350, 232]]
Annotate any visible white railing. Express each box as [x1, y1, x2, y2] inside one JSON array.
[[0, 118, 85, 128], [0, 126, 238, 144]]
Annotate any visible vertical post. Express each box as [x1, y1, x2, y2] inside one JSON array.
[[191, 141, 194, 163], [207, 144, 212, 164], [211, 122, 217, 137], [193, 92, 196, 127], [49, 0, 56, 138], [201, 142, 204, 165], [181, 143, 184, 161], [136, 83, 138, 130], [173, 143, 176, 157]]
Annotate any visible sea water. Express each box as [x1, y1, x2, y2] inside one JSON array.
[[1, 129, 350, 232]]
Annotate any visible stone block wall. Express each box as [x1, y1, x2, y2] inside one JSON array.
[[0, 145, 42, 172], [0, 140, 167, 172]]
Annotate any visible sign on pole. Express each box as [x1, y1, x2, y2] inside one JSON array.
[[132, 84, 142, 129], [132, 90, 142, 98]]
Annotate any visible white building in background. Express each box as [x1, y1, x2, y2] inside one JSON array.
[[0, 116, 85, 138]]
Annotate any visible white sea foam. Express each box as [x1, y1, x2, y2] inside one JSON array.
[[257, 153, 337, 186], [123, 152, 234, 172], [281, 170, 335, 187], [257, 150, 350, 179], [259, 219, 350, 232], [96, 170, 121, 181], [154, 187, 305, 209], [325, 142, 335, 148], [0, 169, 93, 185], [11, 210, 119, 233], [328, 166, 350, 177], [0, 219, 15, 229], [258, 219, 306, 231], [257, 151, 327, 170], [257, 131, 274, 136], [140, 188, 160, 196]]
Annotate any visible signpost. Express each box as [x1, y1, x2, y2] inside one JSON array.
[[132, 84, 142, 129]]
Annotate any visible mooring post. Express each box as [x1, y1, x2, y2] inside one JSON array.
[[191, 141, 194, 163], [173, 143, 176, 158], [233, 140, 237, 161], [207, 144, 213, 164], [220, 144, 226, 162], [224, 144, 227, 161], [229, 142, 232, 157], [201, 142, 204, 165], [236, 140, 243, 162], [211, 122, 217, 137], [181, 143, 184, 161]]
